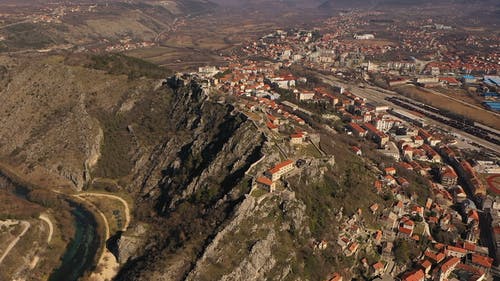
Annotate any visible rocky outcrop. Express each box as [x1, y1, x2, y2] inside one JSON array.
[[114, 223, 149, 264], [115, 77, 267, 280], [185, 191, 311, 281], [219, 230, 277, 281]]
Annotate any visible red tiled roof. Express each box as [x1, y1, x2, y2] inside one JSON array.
[[256, 177, 273, 186], [385, 175, 396, 182], [403, 219, 415, 226], [373, 262, 384, 270], [425, 250, 446, 263], [268, 160, 294, 174], [266, 121, 278, 129], [440, 257, 460, 273], [351, 146, 361, 152], [349, 122, 366, 133], [349, 242, 359, 252], [439, 77, 459, 84], [435, 243, 446, 250], [441, 166, 458, 178], [402, 269, 425, 281], [468, 210, 479, 221], [471, 254, 493, 268], [463, 242, 476, 252], [420, 259, 432, 269], [446, 245, 467, 255], [399, 227, 413, 235], [385, 167, 396, 173], [397, 177, 409, 185]]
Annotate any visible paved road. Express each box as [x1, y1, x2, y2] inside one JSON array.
[[317, 73, 500, 154], [0, 221, 30, 265]]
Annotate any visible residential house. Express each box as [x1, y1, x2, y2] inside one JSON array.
[[425, 250, 446, 264], [351, 146, 362, 156], [402, 269, 425, 281], [371, 262, 385, 276], [299, 90, 315, 101], [290, 133, 304, 145], [384, 167, 397, 175], [419, 259, 433, 275], [348, 122, 367, 138], [440, 166, 458, 186], [345, 242, 359, 256], [469, 253, 493, 273], [435, 257, 460, 281], [445, 245, 467, 258]]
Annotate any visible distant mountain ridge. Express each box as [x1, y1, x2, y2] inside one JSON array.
[[206, 0, 498, 10], [319, 0, 500, 10]]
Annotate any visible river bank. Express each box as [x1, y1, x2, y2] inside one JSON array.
[[48, 201, 100, 281]]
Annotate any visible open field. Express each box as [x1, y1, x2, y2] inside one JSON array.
[[126, 10, 304, 71], [431, 86, 483, 107], [126, 45, 224, 71], [394, 84, 500, 130]]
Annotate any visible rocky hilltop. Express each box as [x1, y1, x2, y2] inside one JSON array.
[[0, 53, 169, 190], [114, 74, 272, 280], [113, 74, 377, 281]]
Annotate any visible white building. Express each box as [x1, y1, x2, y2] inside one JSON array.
[[265, 160, 295, 182], [354, 34, 375, 40]]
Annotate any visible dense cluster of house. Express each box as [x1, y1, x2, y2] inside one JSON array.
[[190, 18, 498, 279], [192, 58, 498, 280], [239, 14, 499, 113]]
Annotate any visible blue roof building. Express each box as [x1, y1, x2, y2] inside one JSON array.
[[484, 76, 500, 87]]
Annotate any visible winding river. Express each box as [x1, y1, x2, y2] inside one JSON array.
[[48, 201, 100, 281], [0, 172, 101, 281]]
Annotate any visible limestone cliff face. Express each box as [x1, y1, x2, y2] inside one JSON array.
[[115, 77, 316, 281], [185, 192, 311, 281], [115, 77, 274, 280]]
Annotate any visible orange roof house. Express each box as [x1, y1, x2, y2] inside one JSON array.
[[385, 167, 397, 175], [471, 254, 493, 269], [402, 269, 425, 281]]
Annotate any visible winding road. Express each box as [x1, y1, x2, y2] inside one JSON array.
[[0, 221, 30, 265], [39, 214, 53, 244], [78, 192, 131, 230]]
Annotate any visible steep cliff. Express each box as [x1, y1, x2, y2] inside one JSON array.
[[115, 76, 268, 280]]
